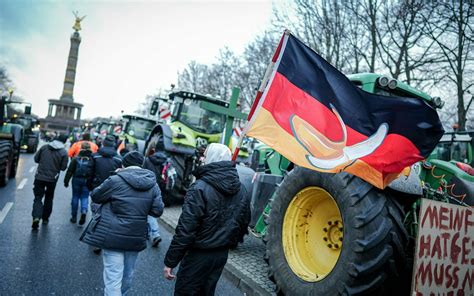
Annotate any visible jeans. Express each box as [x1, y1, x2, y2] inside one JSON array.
[[32, 179, 57, 220], [71, 178, 89, 216], [147, 216, 160, 240], [102, 249, 139, 296]]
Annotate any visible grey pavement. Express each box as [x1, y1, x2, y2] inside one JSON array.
[[160, 207, 277, 296], [0, 150, 243, 295]]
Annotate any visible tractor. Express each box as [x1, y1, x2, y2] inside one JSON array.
[[145, 90, 251, 205], [118, 113, 157, 155], [145, 91, 228, 204], [10, 112, 39, 153], [247, 73, 473, 295], [0, 93, 25, 187]]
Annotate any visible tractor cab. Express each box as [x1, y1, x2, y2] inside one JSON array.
[[169, 92, 226, 135], [429, 131, 473, 165], [120, 114, 157, 153]]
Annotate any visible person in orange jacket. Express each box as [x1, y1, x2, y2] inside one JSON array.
[[68, 132, 98, 158]]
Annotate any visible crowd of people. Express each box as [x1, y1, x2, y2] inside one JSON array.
[[29, 132, 251, 295]]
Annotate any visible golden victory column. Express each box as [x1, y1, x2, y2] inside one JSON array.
[[42, 12, 86, 134]]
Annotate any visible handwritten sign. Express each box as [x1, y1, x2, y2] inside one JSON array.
[[412, 199, 473, 295]]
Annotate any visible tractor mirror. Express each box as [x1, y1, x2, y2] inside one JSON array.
[[24, 105, 31, 115], [150, 101, 159, 116]]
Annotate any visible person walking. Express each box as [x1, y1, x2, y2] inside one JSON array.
[[81, 151, 164, 296], [163, 143, 250, 296], [68, 132, 98, 158], [143, 140, 169, 248], [31, 134, 69, 230], [88, 134, 123, 255], [64, 141, 94, 225], [89, 135, 122, 190]]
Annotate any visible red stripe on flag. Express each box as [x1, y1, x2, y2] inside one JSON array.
[[260, 72, 423, 174], [247, 91, 263, 121], [272, 33, 286, 62]]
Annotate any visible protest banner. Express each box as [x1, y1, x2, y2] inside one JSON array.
[[412, 199, 473, 295]]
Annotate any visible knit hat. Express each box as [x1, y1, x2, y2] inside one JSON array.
[[102, 135, 116, 147], [122, 151, 144, 168]]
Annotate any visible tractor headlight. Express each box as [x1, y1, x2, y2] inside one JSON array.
[[388, 79, 398, 90], [377, 76, 390, 87], [432, 97, 444, 109]]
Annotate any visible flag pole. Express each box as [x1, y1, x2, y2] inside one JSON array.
[[231, 30, 290, 162]]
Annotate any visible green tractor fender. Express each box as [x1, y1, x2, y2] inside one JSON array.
[[145, 124, 195, 156]]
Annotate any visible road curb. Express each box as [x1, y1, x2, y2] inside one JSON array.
[[158, 214, 274, 296]]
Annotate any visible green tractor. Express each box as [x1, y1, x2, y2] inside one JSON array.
[[118, 114, 157, 155], [10, 113, 39, 153], [0, 94, 25, 187], [248, 73, 473, 295], [145, 90, 249, 205]]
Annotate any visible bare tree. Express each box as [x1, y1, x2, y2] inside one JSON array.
[[177, 61, 210, 94], [424, 0, 474, 131]]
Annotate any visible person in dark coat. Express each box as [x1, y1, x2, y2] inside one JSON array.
[[81, 151, 164, 295], [64, 141, 94, 225], [142, 139, 169, 248], [163, 143, 250, 296], [31, 134, 68, 229], [89, 135, 122, 190]]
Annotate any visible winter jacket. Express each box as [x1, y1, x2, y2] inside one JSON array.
[[90, 147, 122, 189], [68, 140, 98, 158], [142, 151, 168, 190], [64, 150, 93, 186], [164, 161, 250, 268], [81, 167, 164, 252], [34, 141, 68, 182]]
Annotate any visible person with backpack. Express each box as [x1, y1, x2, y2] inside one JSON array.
[[31, 134, 69, 230], [64, 141, 94, 225], [68, 132, 98, 158]]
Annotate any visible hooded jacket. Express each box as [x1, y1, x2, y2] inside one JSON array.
[[81, 167, 164, 251], [34, 141, 68, 182], [143, 151, 168, 189], [164, 161, 250, 268], [90, 146, 122, 189]]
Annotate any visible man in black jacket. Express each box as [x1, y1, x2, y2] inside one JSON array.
[[163, 143, 250, 296], [89, 135, 122, 190], [31, 134, 68, 229], [81, 151, 164, 295]]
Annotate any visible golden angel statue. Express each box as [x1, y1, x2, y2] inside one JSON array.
[[72, 11, 86, 32]]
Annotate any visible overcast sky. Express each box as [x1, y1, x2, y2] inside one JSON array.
[[0, 0, 273, 119]]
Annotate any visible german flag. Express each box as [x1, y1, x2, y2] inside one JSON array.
[[244, 32, 444, 189]]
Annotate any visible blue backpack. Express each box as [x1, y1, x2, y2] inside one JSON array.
[[74, 156, 93, 178]]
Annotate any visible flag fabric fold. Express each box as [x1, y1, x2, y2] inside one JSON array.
[[244, 32, 444, 189]]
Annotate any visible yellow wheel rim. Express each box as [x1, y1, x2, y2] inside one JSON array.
[[282, 186, 343, 282]]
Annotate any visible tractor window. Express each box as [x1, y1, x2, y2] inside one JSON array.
[[435, 141, 470, 163], [178, 101, 225, 134], [125, 119, 155, 140]]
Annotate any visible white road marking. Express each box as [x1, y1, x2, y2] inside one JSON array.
[[17, 178, 28, 190], [0, 202, 13, 224], [29, 166, 36, 173]]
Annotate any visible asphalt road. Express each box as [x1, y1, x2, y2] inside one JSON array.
[[0, 149, 243, 295]]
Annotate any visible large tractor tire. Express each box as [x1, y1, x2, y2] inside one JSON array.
[[265, 167, 408, 295], [9, 147, 20, 178], [0, 140, 14, 187]]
